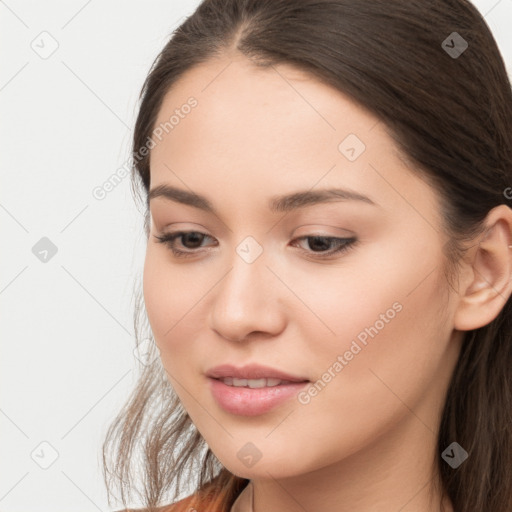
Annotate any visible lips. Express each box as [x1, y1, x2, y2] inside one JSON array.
[[208, 377, 308, 416], [205, 363, 310, 383]]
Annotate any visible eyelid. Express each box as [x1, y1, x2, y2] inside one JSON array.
[[158, 225, 352, 243], [292, 223, 355, 237]]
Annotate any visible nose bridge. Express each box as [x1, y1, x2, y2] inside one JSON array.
[[218, 235, 270, 311], [209, 234, 285, 340]]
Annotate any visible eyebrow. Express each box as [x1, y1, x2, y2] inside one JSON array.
[[147, 184, 379, 213]]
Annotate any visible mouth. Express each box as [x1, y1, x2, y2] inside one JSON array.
[[207, 368, 310, 416], [205, 363, 310, 383], [212, 376, 308, 388], [205, 363, 310, 415]]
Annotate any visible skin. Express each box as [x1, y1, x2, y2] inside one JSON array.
[[143, 50, 512, 512]]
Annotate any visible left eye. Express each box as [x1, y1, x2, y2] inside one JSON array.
[[153, 231, 357, 259], [291, 235, 357, 257]]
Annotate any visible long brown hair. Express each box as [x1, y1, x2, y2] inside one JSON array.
[[102, 1, 512, 511]]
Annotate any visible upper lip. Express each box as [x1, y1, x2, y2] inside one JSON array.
[[206, 364, 309, 382]]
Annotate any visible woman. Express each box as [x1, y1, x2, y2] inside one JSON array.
[[102, 1, 512, 511]]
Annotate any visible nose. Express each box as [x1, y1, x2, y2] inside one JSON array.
[[208, 247, 287, 343]]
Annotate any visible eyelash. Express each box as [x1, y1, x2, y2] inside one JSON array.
[[153, 231, 358, 260]]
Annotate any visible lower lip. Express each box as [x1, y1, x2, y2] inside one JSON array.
[[208, 377, 309, 416]]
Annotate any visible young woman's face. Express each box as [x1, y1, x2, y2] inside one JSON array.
[[143, 53, 464, 479]]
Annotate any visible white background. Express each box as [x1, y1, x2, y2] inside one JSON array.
[[1, 1, 511, 510]]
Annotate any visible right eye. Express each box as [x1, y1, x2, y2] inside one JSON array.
[[153, 231, 217, 258]]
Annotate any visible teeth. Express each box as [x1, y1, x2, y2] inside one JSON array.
[[220, 377, 287, 388], [265, 378, 283, 387]]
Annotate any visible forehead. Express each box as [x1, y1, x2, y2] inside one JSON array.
[[148, 54, 442, 229], [151, 54, 379, 156]]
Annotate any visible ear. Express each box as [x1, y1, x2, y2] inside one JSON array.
[[453, 204, 512, 331]]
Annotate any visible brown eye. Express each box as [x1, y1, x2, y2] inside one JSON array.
[[154, 231, 216, 258], [291, 235, 357, 259]]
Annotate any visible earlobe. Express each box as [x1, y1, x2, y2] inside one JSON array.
[[453, 205, 512, 332]]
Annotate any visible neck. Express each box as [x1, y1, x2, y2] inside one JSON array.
[[251, 408, 454, 512]]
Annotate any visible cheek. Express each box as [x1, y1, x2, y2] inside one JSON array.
[[297, 234, 448, 363], [142, 249, 199, 358], [142, 250, 169, 340], [274, 273, 451, 472], [301, 264, 449, 424], [278, 259, 404, 362], [295, 241, 450, 410]]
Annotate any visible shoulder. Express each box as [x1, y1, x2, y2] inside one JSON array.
[[163, 474, 248, 512], [160, 492, 210, 512], [112, 487, 227, 512], [112, 494, 200, 512], [112, 473, 248, 512]]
